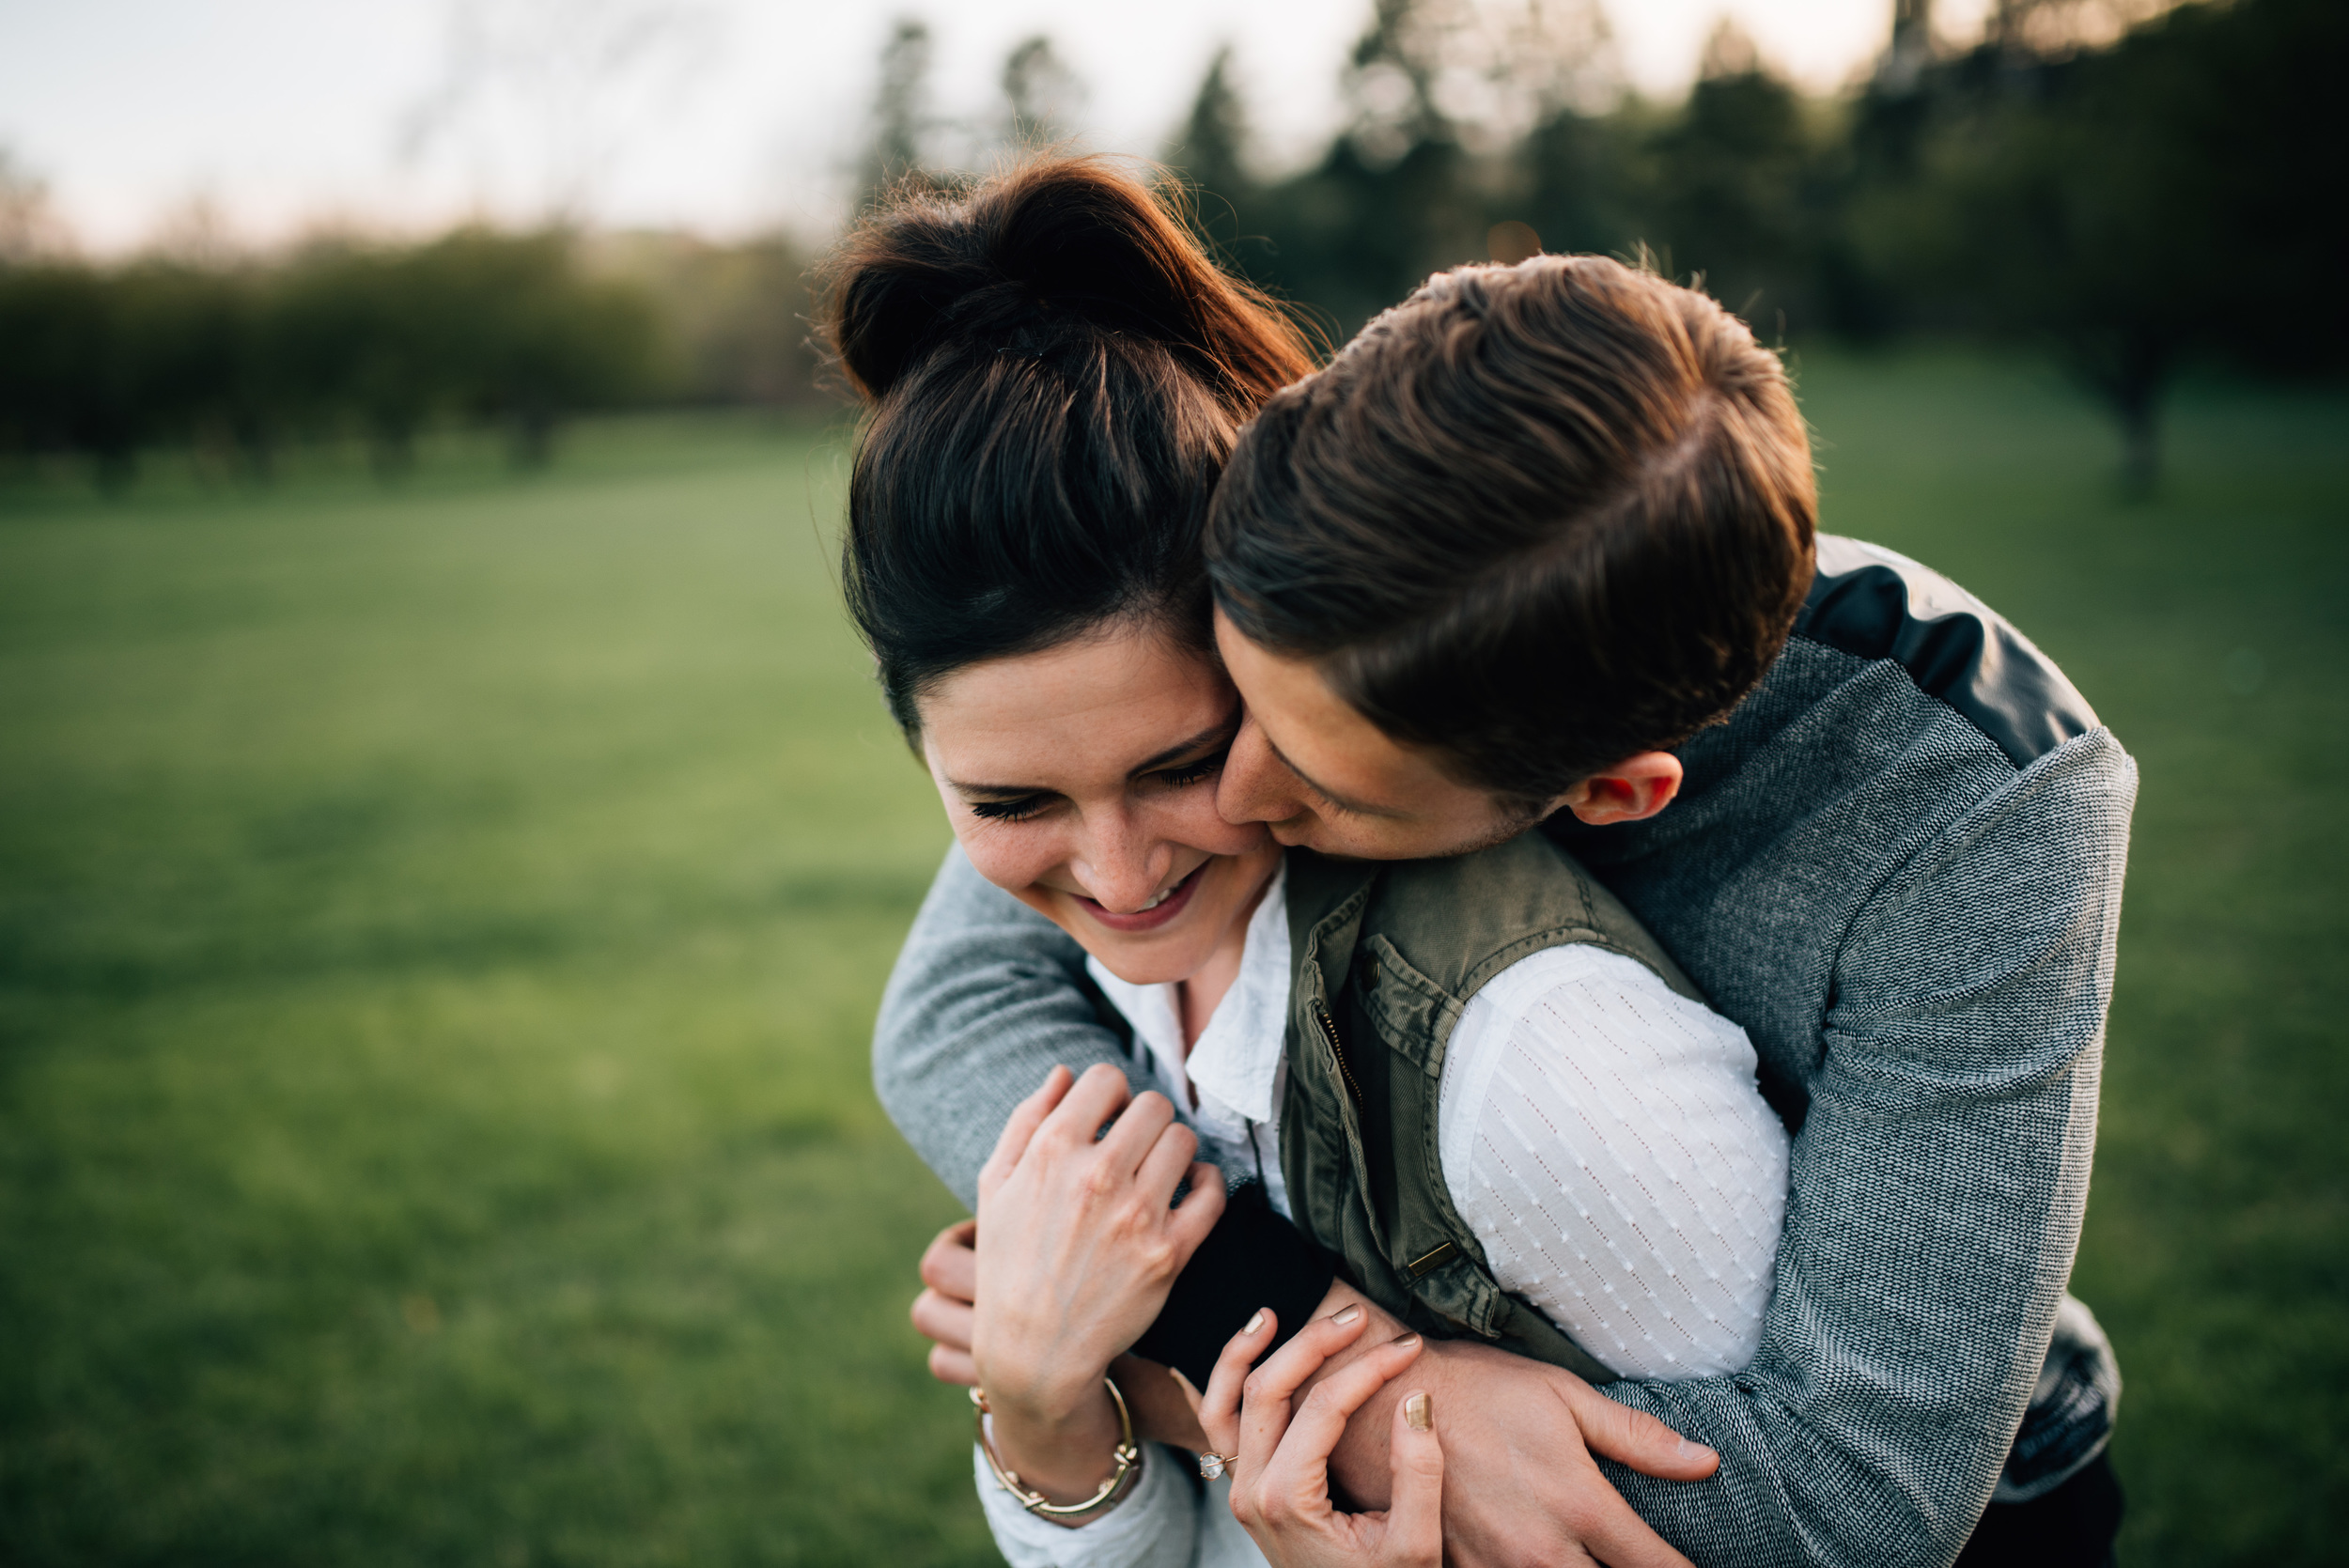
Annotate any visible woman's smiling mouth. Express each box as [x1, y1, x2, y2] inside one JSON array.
[[1071, 862, 1208, 934]]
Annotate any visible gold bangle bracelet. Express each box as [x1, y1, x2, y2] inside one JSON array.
[[971, 1374, 1143, 1520]]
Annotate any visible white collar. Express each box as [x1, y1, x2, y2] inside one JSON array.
[[1086, 863, 1289, 1132]]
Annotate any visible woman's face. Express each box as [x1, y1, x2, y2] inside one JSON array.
[[916, 622, 1282, 987]]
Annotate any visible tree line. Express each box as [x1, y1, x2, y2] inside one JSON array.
[[3, 0, 2339, 489], [1134, 0, 2343, 484], [0, 216, 827, 487]]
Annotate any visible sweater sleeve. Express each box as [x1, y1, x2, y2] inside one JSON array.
[[1594, 729, 2137, 1567]]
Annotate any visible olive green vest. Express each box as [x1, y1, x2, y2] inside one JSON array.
[[1277, 834, 1707, 1386]]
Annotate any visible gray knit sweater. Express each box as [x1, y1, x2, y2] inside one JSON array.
[[871, 536, 2135, 1567]]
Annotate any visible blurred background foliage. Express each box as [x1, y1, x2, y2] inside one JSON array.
[[3, 0, 2342, 490]]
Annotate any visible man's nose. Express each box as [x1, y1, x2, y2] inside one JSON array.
[[1216, 712, 1294, 827]]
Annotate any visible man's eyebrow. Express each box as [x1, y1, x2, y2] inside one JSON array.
[[1260, 732, 1407, 820], [944, 715, 1239, 798]]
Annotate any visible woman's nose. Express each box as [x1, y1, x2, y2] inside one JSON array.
[[1070, 813, 1175, 912]]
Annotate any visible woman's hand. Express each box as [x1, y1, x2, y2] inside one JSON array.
[[910, 1219, 1210, 1450], [1198, 1308, 1443, 1568], [972, 1063, 1225, 1502]]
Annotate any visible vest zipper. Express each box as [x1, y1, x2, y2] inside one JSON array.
[[1312, 998, 1363, 1110]]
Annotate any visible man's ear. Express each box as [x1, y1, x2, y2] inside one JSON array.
[[1555, 752, 1684, 827]]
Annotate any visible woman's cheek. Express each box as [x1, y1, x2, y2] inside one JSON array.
[[1150, 785, 1269, 859], [949, 819, 1067, 903]]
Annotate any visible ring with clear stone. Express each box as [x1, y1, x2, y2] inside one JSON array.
[[1197, 1452, 1235, 1481]]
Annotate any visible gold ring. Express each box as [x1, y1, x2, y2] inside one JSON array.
[[1197, 1452, 1235, 1481]]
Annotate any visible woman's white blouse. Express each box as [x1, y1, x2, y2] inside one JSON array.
[[979, 871, 1790, 1566]]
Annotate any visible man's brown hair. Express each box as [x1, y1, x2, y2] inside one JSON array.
[[1206, 254, 1816, 802]]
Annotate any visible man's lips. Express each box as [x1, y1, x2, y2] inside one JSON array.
[[1072, 862, 1207, 934]]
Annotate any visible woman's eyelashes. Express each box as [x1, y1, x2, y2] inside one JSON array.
[[962, 749, 1226, 824], [1153, 746, 1231, 790], [968, 794, 1050, 823]]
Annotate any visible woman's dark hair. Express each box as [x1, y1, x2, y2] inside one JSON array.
[[819, 156, 1317, 737], [1209, 255, 1816, 804]]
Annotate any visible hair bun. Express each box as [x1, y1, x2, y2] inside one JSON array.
[[822, 156, 1312, 407]]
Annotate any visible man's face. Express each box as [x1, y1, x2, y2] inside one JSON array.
[[1212, 608, 1541, 860]]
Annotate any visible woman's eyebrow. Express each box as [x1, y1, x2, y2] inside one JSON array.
[[943, 779, 1044, 798], [1128, 715, 1239, 776], [945, 714, 1239, 797]]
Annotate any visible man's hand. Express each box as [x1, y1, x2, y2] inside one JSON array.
[[911, 1218, 980, 1386], [1306, 1282, 1716, 1568]]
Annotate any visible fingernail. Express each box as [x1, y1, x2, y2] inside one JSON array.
[[1242, 1309, 1267, 1336], [1405, 1392, 1431, 1432], [1331, 1304, 1362, 1326], [1677, 1438, 1716, 1461], [1392, 1332, 1422, 1350]]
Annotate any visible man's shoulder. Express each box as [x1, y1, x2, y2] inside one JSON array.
[[1367, 831, 1603, 941], [1790, 535, 2101, 770], [1356, 835, 1706, 1004]]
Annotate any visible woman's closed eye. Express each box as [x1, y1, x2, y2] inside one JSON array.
[[968, 794, 1052, 823], [1151, 746, 1230, 790], [959, 742, 1228, 823]]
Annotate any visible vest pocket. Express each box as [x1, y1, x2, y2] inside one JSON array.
[[1358, 938, 1458, 1078]]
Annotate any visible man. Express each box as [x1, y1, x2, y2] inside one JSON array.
[[882, 256, 2131, 1566]]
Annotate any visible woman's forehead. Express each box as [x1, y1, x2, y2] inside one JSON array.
[[922, 629, 1233, 786]]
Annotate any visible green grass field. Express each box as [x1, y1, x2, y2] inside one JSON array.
[[1, 362, 2342, 1566]]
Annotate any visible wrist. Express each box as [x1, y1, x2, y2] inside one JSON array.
[[984, 1383, 1124, 1504], [974, 1358, 1109, 1430]]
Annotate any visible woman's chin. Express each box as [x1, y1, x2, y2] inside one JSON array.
[[1053, 910, 1217, 988], [1083, 942, 1212, 989], [1027, 886, 1222, 986]]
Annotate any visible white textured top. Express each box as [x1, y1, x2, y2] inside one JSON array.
[[982, 875, 1789, 1567], [1439, 943, 1789, 1378]]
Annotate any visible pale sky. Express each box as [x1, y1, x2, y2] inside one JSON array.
[[0, 0, 1999, 253]]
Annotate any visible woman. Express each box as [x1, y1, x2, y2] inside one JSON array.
[[820, 157, 1788, 1567]]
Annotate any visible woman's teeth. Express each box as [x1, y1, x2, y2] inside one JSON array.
[[1128, 866, 1198, 912]]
